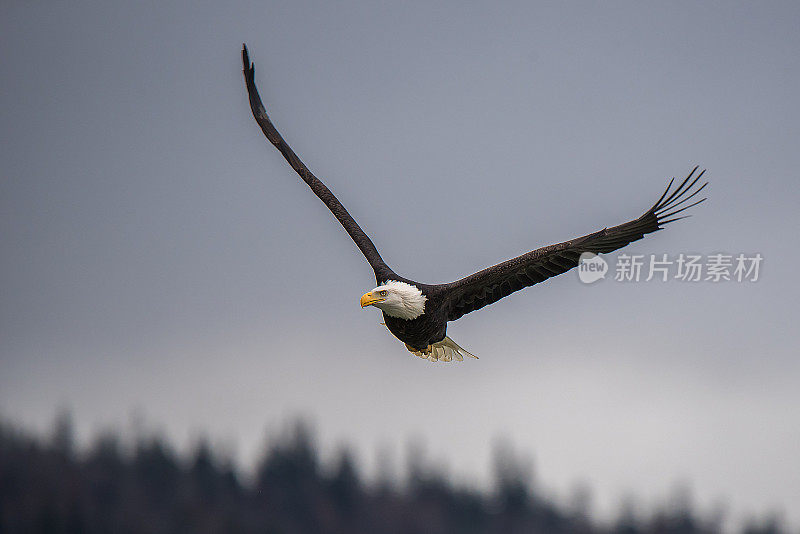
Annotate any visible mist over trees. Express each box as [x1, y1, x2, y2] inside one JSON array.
[[0, 414, 786, 533]]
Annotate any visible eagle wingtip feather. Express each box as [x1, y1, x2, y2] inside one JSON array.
[[651, 167, 709, 223], [242, 44, 254, 76]]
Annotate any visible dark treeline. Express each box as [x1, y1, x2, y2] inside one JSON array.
[[0, 414, 786, 534]]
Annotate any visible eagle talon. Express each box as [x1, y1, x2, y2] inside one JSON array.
[[405, 343, 432, 355]]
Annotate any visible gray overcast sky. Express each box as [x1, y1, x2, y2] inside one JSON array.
[[1, 0, 799, 528]]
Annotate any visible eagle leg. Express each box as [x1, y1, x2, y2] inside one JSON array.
[[405, 343, 432, 355]]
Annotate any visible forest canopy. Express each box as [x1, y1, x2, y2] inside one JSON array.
[[0, 414, 786, 534]]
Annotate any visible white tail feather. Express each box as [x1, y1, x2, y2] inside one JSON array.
[[410, 336, 478, 363], [380, 323, 478, 362]]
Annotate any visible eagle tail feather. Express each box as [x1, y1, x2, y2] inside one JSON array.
[[409, 336, 479, 362]]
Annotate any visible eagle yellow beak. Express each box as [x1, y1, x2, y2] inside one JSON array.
[[360, 292, 384, 308]]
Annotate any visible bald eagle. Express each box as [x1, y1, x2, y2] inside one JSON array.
[[241, 45, 707, 362]]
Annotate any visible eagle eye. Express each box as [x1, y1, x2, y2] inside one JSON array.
[[379, 290, 388, 297]]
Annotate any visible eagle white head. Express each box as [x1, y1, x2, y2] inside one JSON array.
[[360, 280, 426, 320]]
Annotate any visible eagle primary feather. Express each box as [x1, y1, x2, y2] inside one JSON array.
[[241, 44, 708, 362]]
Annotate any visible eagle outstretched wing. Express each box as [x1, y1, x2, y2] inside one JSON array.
[[242, 45, 395, 283], [440, 167, 707, 321]]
